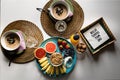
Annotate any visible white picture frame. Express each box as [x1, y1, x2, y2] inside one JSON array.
[[80, 17, 116, 54]]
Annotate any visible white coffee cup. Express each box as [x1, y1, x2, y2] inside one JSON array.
[[48, 0, 73, 21], [1, 30, 26, 53]]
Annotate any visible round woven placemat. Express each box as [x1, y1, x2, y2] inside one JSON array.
[[0, 20, 44, 63], [41, 0, 84, 39]]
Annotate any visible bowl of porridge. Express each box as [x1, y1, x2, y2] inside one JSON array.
[[50, 52, 63, 67]]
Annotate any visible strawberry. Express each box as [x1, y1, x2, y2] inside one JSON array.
[[58, 39, 62, 45], [65, 44, 70, 49], [62, 40, 67, 47]]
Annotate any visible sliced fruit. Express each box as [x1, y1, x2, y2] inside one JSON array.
[[34, 48, 46, 60], [60, 65, 67, 74], [58, 39, 62, 45], [55, 67, 59, 75], [62, 65, 66, 73], [59, 65, 66, 74], [45, 42, 56, 54], [41, 63, 50, 70], [46, 65, 52, 74], [38, 57, 47, 64], [50, 66, 54, 75], [48, 66, 53, 74], [41, 60, 48, 67], [60, 66, 64, 74]]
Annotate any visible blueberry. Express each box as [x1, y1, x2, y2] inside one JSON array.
[[73, 35, 80, 40], [63, 48, 75, 58]]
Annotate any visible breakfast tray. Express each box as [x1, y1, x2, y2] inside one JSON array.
[[1, 20, 44, 63], [40, 0, 84, 39]]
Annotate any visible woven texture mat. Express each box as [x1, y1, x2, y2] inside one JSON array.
[[1, 20, 44, 63], [41, 0, 84, 39]]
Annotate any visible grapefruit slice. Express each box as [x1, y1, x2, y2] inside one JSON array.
[[34, 48, 46, 60], [45, 42, 56, 54]]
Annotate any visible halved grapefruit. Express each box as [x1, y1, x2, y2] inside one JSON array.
[[34, 48, 46, 60], [45, 42, 56, 54]]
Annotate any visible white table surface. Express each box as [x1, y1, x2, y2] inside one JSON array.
[[1, 0, 120, 80]]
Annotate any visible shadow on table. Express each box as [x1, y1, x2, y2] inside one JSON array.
[[36, 61, 75, 80], [86, 43, 116, 62], [76, 52, 86, 60], [44, 73, 71, 80], [1, 46, 25, 66]]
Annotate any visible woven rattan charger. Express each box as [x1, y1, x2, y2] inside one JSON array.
[[1, 20, 44, 63], [41, 0, 84, 39]]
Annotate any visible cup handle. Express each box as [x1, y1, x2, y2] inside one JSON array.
[[68, 11, 73, 17]]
